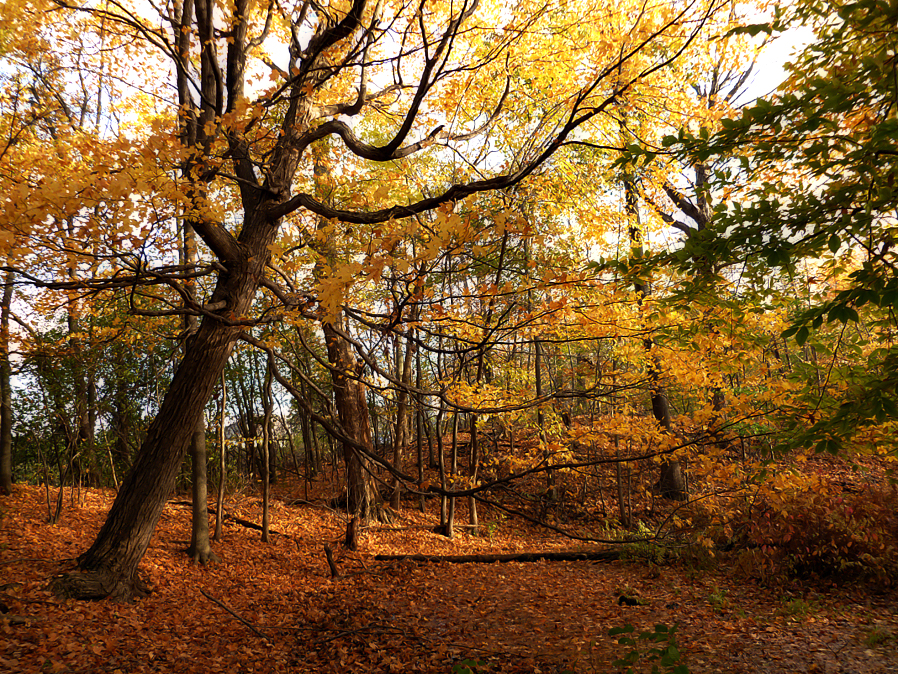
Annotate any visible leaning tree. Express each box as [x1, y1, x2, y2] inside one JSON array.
[[1, 0, 728, 599]]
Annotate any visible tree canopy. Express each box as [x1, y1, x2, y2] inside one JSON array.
[[0, 0, 896, 607]]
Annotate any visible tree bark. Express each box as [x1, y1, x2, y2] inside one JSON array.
[[375, 550, 621, 564], [468, 414, 479, 531], [260, 357, 273, 543], [415, 334, 425, 513], [214, 372, 226, 542], [0, 270, 13, 495], [623, 174, 686, 501], [52, 200, 277, 598], [188, 414, 218, 563], [324, 322, 377, 519], [312, 142, 378, 519], [391, 332, 414, 510]]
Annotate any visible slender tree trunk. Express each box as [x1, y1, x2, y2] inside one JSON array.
[[391, 332, 414, 509], [437, 398, 447, 530], [87, 364, 97, 486], [261, 357, 273, 542], [415, 336, 425, 513], [0, 270, 13, 495], [447, 412, 459, 538], [535, 339, 555, 499], [68, 314, 88, 491], [614, 435, 630, 528], [623, 177, 686, 500], [188, 414, 217, 562], [468, 414, 479, 530], [214, 372, 226, 541], [299, 380, 314, 483]]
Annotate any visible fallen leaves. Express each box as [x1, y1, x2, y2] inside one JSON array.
[[1, 482, 898, 673]]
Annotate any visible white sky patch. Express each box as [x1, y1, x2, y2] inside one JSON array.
[[734, 24, 816, 106]]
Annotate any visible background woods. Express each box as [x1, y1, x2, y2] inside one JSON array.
[[1, 0, 898, 671]]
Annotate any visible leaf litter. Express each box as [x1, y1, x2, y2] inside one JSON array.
[[1, 482, 897, 673]]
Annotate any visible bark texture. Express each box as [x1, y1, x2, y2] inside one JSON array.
[[0, 270, 13, 495], [188, 416, 218, 564], [52, 216, 275, 599], [324, 322, 377, 519], [624, 175, 686, 501]]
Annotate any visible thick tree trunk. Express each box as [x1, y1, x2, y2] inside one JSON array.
[[323, 323, 377, 519], [51, 315, 240, 599], [51, 205, 272, 599]]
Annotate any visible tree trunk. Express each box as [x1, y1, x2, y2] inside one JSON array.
[[446, 412, 459, 538], [260, 357, 273, 542], [391, 332, 414, 510], [436, 398, 447, 531], [535, 339, 556, 500], [52, 192, 274, 598], [51, 312, 241, 599], [188, 414, 218, 563], [651, 386, 686, 500], [623, 174, 686, 501], [323, 322, 377, 519], [415, 335, 425, 513], [312, 141, 377, 519], [214, 372, 226, 542], [468, 414, 479, 531], [0, 270, 13, 495]]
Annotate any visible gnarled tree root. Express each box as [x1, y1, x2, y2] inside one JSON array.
[[187, 547, 221, 565], [49, 569, 150, 602]]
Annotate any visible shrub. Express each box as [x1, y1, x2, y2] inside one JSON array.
[[744, 484, 898, 580]]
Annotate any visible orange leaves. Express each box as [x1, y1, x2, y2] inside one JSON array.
[[5, 481, 898, 672]]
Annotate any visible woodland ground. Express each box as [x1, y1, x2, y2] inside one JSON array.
[[1, 472, 897, 674]]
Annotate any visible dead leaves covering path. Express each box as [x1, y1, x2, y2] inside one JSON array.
[[1, 484, 897, 673]]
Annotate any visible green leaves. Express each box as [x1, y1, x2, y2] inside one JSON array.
[[646, 0, 898, 455], [452, 658, 491, 674], [609, 623, 690, 674]]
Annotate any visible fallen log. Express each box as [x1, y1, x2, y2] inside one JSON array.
[[374, 549, 620, 564]]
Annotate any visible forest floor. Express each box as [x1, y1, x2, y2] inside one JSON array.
[[1, 479, 897, 674]]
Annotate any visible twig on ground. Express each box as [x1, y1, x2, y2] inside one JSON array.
[[199, 588, 268, 638], [0, 558, 60, 566]]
